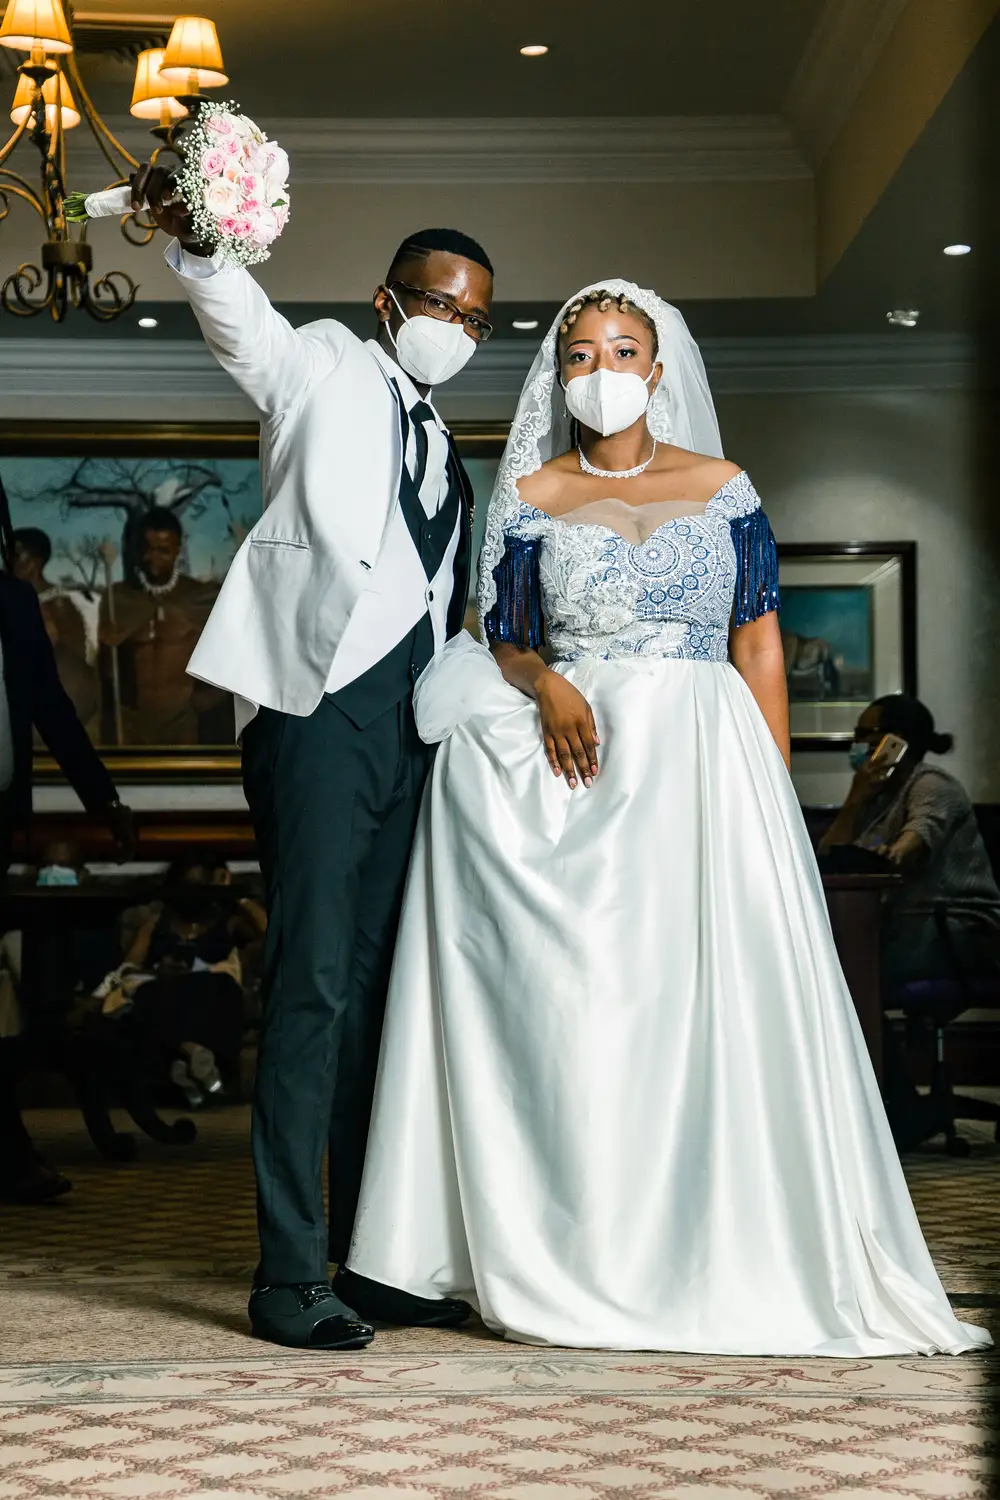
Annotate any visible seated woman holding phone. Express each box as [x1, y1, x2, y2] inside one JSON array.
[[820, 694, 1000, 988]]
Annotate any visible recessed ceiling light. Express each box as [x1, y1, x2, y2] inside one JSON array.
[[943, 243, 971, 256], [886, 308, 920, 328], [512, 318, 540, 331], [137, 316, 158, 328], [519, 44, 548, 56]]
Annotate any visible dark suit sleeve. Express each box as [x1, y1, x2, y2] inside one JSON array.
[[22, 584, 118, 814]]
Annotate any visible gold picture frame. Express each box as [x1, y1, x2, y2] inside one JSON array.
[[0, 420, 510, 782]]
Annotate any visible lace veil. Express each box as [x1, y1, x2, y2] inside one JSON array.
[[477, 279, 723, 626]]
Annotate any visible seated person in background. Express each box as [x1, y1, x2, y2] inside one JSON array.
[[34, 838, 87, 886], [820, 694, 1000, 989], [119, 852, 263, 1104]]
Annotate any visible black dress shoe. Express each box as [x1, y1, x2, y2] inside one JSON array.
[[334, 1266, 472, 1328], [249, 1282, 374, 1350], [0, 1163, 72, 1205]]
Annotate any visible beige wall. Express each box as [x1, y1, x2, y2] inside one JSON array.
[[0, 178, 815, 304], [717, 389, 999, 805]]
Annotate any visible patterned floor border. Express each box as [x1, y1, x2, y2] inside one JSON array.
[[0, 1109, 997, 1497]]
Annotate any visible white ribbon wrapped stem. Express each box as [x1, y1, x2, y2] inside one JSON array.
[[82, 184, 182, 219], [82, 185, 135, 219]]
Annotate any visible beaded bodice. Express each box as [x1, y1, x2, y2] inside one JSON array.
[[484, 469, 779, 663]]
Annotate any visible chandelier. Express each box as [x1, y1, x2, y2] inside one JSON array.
[[0, 3, 228, 321]]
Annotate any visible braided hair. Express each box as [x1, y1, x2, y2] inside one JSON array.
[[557, 288, 658, 358]]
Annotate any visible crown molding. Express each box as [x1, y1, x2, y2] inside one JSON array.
[[701, 334, 975, 393], [0, 334, 975, 416], [783, 0, 912, 166], [65, 114, 810, 186]]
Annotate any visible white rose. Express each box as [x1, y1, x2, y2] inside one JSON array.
[[264, 145, 289, 182], [261, 173, 283, 207], [203, 176, 241, 217], [249, 205, 280, 246]]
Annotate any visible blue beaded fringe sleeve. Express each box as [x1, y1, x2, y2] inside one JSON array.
[[730, 508, 780, 626], [483, 533, 545, 649]]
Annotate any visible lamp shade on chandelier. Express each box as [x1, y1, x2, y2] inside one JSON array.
[[0, 0, 72, 54], [160, 16, 228, 91], [10, 66, 79, 130], [0, 8, 228, 321], [130, 49, 190, 125]]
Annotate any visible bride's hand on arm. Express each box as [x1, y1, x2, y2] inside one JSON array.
[[729, 612, 791, 772], [491, 644, 599, 790]]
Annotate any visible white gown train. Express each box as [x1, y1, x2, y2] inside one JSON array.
[[348, 637, 990, 1357]]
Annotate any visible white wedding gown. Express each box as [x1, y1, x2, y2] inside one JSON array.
[[347, 472, 989, 1357]]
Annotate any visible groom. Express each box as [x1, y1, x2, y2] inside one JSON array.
[[134, 164, 493, 1349]]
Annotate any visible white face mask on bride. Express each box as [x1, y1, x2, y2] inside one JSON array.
[[562, 365, 659, 437], [384, 288, 479, 387]]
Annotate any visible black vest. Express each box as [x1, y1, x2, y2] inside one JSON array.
[[328, 380, 472, 730]]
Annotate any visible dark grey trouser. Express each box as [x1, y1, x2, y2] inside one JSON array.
[[242, 695, 431, 1283], [0, 799, 37, 1186]]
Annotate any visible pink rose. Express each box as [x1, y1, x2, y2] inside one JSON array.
[[232, 214, 254, 238], [207, 113, 234, 137], [239, 197, 263, 215], [216, 215, 239, 237], [222, 136, 241, 156], [200, 146, 226, 178], [274, 203, 289, 231], [239, 172, 261, 198]]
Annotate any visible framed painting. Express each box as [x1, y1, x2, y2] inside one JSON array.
[[0, 420, 508, 782], [777, 543, 917, 750]]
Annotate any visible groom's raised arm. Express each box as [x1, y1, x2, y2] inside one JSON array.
[[135, 161, 345, 416]]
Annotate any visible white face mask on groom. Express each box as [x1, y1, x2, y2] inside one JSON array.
[[383, 288, 479, 387]]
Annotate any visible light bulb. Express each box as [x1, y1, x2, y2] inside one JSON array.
[[138, 316, 159, 328], [943, 244, 971, 256], [519, 44, 548, 56]]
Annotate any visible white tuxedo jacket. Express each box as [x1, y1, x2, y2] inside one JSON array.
[[170, 244, 470, 735]]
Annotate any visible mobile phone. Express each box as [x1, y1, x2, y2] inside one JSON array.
[[870, 733, 908, 774]]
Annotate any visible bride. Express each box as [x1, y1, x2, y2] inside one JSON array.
[[344, 281, 990, 1357]]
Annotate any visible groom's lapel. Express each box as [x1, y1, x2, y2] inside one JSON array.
[[445, 434, 474, 638]]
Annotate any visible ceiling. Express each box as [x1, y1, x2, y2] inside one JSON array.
[[20, 18, 996, 347], [3, 5, 997, 344], [69, 0, 827, 119]]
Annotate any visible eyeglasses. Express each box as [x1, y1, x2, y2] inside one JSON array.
[[390, 280, 493, 342]]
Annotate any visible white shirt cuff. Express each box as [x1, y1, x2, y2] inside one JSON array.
[[164, 237, 228, 280]]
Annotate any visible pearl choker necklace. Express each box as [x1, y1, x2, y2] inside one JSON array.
[[578, 442, 656, 480]]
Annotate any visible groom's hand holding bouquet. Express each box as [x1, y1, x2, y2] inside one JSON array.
[[130, 161, 208, 254]]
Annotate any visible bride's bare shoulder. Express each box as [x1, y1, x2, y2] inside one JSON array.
[[517, 453, 576, 508], [659, 447, 743, 491]]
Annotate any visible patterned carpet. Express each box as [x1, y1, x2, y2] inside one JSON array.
[[1, 1106, 997, 1498]]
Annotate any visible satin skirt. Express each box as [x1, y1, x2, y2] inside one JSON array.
[[348, 636, 990, 1356]]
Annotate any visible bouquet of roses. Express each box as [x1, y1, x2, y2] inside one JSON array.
[[65, 101, 290, 268]]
